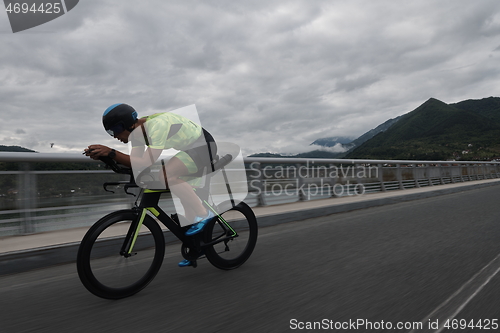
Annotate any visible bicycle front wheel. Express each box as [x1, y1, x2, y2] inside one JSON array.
[[204, 202, 258, 270], [77, 210, 165, 299]]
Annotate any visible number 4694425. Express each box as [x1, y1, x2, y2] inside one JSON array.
[[444, 319, 499, 330], [5, 2, 62, 14]]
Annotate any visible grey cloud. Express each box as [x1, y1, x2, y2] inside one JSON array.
[[335, 74, 381, 93], [172, 43, 222, 71], [1, 0, 500, 155]]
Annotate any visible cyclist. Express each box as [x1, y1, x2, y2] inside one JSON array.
[[85, 103, 217, 267]]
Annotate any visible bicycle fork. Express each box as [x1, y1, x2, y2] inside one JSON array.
[[120, 208, 148, 257]]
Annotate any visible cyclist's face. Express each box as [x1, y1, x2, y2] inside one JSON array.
[[114, 130, 130, 143]]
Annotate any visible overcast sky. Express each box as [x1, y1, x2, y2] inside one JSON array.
[[1, 0, 500, 156]]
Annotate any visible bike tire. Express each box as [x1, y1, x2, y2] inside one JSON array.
[[204, 202, 258, 270], [77, 210, 165, 299]]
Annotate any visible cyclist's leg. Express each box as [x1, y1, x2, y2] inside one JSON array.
[[160, 154, 210, 267], [163, 134, 218, 237], [183, 205, 197, 224], [165, 135, 217, 220], [161, 154, 207, 219]]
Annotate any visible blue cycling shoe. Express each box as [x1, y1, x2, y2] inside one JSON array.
[[178, 259, 193, 267], [185, 210, 215, 236]]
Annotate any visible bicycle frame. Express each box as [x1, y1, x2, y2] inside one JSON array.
[[99, 153, 240, 260], [121, 188, 237, 257], [77, 154, 256, 299]]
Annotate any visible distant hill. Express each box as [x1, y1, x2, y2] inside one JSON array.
[[345, 97, 500, 160], [248, 152, 285, 158], [0, 145, 106, 172], [294, 150, 344, 158], [250, 113, 403, 159], [349, 116, 402, 148], [310, 117, 401, 153], [310, 136, 355, 147], [0, 145, 36, 152], [249, 150, 344, 159], [451, 97, 500, 122]]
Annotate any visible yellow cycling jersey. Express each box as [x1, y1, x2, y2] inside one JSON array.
[[136, 112, 203, 150]]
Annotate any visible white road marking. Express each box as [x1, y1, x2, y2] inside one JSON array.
[[409, 253, 500, 333]]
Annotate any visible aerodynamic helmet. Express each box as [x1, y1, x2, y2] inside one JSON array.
[[102, 103, 138, 136]]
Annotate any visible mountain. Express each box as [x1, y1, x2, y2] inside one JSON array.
[[249, 150, 344, 159], [293, 150, 345, 158], [0, 145, 105, 172], [345, 97, 500, 160], [249, 107, 403, 159], [0, 145, 36, 152], [451, 97, 500, 122], [248, 152, 285, 158], [349, 116, 401, 148], [310, 116, 402, 154], [249, 96, 500, 160], [310, 136, 355, 147]]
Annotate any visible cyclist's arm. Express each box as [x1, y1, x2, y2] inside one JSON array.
[[85, 145, 131, 167], [86, 145, 162, 169], [112, 149, 131, 167]]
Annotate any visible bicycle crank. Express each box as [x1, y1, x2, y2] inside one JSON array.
[[181, 243, 204, 261]]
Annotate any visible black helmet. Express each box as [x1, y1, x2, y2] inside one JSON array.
[[102, 103, 138, 136]]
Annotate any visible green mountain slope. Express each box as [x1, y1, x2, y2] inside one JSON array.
[[248, 150, 345, 159], [310, 136, 354, 147], [0, 145, 36, 152], [451, 97, 500, 122], [345, 97, 500, 160], [349, 116, 401, 148]]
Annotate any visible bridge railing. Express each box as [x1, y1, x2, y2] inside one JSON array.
[[244, 157, 500, 206], [1, 152, 500, 236]]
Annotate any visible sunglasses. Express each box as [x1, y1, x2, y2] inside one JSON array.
[[106, 123, 126, 136]]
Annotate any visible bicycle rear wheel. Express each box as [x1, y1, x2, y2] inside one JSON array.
[[204, 202, 258, 270], [77, 210, 165, 299]]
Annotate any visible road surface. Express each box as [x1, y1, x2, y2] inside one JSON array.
[[2, 185, 500, 332]]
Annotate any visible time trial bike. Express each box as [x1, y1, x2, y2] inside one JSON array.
[[76, 154, 258, 299]]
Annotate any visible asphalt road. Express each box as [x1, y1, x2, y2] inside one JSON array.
[[2, 185, 500, 333]]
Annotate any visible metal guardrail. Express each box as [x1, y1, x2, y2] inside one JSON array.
[[1, 152, 500, 236]]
